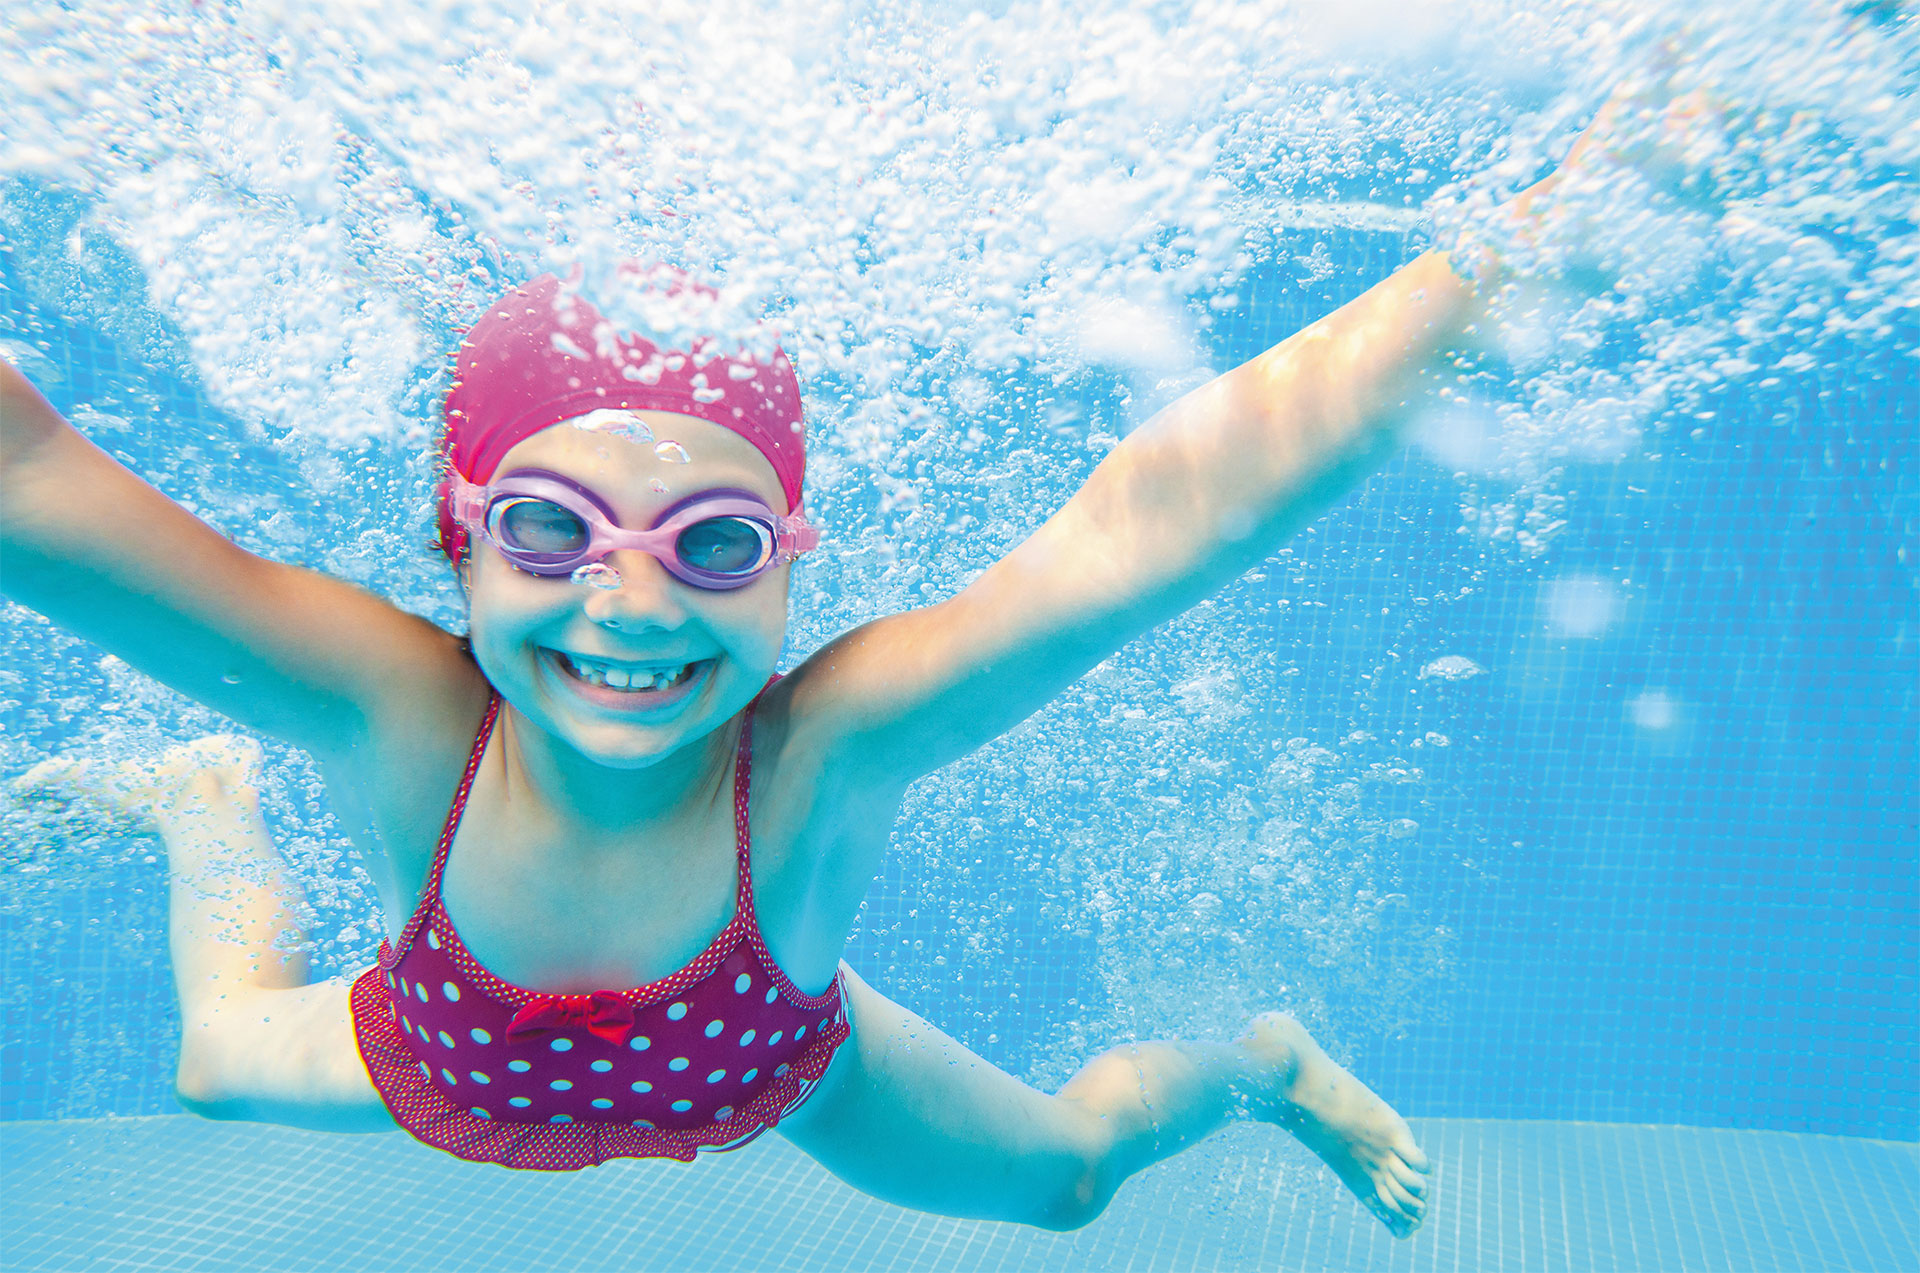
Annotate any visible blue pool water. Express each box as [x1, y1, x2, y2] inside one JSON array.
[[2, 2, 1916, 1270]]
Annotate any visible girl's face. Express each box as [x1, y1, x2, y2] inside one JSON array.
[[462, 411, 792, 770]]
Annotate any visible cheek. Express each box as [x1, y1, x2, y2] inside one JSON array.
[[465, 564, 566, 643], [713, 583, 789, 659]]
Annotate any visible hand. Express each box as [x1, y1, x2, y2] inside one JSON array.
[[1464, 51, 1731, 289]]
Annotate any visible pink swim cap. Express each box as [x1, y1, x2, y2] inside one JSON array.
[[436, 270, 806, 563]]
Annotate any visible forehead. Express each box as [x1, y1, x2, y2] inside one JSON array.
[[496, 410, 785, 510]]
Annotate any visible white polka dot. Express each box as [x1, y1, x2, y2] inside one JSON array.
[[470, 1028, 491, 1045], [590, 1060, 613, 1073], [671, 1100, 693, 1112], [471, 1107, 490, 1119], [415, 983, 429, 1004], [715, 1105, 734, 1121], [631, 1080, 653, 1093], [775, 1063, 790, 1077], [550, 1038, 574, 1052], [765, 988, 778, 1005], [734, 974, 751, 994], [509, 1097, 532, 1108], [629, 1036, 651, 1052], [398, 978, 410, 997], [668, 1057, 690, 1072], [706, 1069, 726, 1084], [704, 1020, 724, 1038], [437, 1030, 455, 1049], [426, 930, 442, 950], [768, 1031, 783, 1047], [440, 1068, 457, 1085], [442, 981, 461, 1002], [550, 1079, 573, 1091], [592, 1098, 614, 1109], [632, 1119, 654, 1128], [738, 1029, 756, 1047], [470, 1071, 491, 1085], [742, 1068, 759, 1084], [417, 1025, 433, 1044], [508, 1060, 531, 1073], [400, 1015, 413, 1033], [795, 1025, 806, 1040], [550, 1114, 573, 1124], [666, 1002, 688, 1020], [386, 972, 397, 989], [417, 1061, 430, 1077]]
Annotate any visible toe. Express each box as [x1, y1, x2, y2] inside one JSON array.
[[1376, 1185, 1423, 1240], [12, 756, 149, 816], [1379, 1174, 1424, 1216], [1363, 1193, 1406, 1235], [1396, 1141, 1432, 1174], [13, 756, 86, 797], [1387, 1154, 1429, 1194]]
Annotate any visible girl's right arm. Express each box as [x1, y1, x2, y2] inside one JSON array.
[[0, 360, 474, 762]]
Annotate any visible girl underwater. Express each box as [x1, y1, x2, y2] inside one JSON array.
[[1, 80, 1696, 1241]]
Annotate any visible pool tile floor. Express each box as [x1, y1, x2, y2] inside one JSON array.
[[1, 1115, 1913, 1271]]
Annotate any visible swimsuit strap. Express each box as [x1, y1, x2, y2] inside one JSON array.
[[731, 672, 784, 925], [416, 676, 780, 921], [422, 692, 502, 906]]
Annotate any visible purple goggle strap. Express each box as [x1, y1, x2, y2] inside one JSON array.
[[448, 471, 821, 584]]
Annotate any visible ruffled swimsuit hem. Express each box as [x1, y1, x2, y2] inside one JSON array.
[[352, 966, 849, 1171]]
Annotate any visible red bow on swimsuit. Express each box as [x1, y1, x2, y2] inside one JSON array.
[[505, 991, 636, 1045]]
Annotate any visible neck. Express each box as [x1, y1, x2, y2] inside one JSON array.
[[494, 707, 742, 840]]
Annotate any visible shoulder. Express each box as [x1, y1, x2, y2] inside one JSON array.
[[736, 662, 909, 969], [748, 659, 898, 799], [323, 638, 497, 887]]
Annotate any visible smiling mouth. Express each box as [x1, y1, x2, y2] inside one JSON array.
[[552, 652, 709, 693]]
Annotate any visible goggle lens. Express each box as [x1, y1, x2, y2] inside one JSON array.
[[494, 497, 589, 558], [677, 515, 773, 575]]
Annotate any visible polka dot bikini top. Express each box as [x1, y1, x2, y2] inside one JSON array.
[[348, 678, 850, 1171]]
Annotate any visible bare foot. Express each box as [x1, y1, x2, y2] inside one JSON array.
[[14, 736, 264, 825], [1239, 1012, 1431, 1240]]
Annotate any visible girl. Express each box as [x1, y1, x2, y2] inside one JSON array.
[[1, 91, 1657, 1243]]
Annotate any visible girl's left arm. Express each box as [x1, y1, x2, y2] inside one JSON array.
[[792, 244, 1489, 787]]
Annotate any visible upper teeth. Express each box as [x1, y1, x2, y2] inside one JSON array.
[[563, 655, 693, 691]]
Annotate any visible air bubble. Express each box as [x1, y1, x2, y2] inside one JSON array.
[[654, 440, 690, 464], [572, 409, 654, 445], [570, 562, 623, 590]]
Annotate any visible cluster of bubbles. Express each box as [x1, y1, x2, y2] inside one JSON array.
[[1, 0, 1913, 1107]]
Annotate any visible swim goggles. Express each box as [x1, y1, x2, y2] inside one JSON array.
[[448, 469, 820, 590]]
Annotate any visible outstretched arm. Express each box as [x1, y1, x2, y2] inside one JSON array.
[[790, 99, 1634, 789], [0, 362, 475, 762], [793, 246, 1482, 782]]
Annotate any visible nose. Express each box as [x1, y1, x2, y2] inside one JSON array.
[[580, 550, 690, 632]]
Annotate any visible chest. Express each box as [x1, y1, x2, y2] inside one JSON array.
[[336, 713, 888, 998], [438, 792, 742, 992]]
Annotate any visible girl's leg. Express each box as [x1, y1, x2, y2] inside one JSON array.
[[777, 966, 1430, 1237], [21, 739, 390, 1132]]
